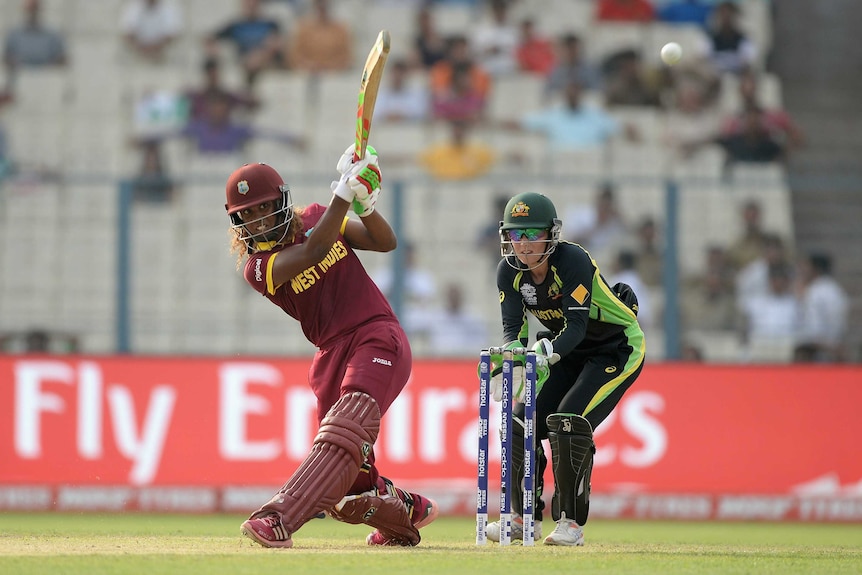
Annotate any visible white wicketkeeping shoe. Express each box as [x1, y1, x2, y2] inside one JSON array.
[[485, 514, 542, 542], [543, 512, 584, 546]]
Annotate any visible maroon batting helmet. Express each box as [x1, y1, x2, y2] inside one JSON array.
[[225, 163, 294, 249]]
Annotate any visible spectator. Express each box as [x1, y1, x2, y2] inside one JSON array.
[[513, 80, 637, 151], [412, 5, 448, 70], [563, 182, 629, 263], [374, 58, 430, 123], [656, 0, 714, 27], [427, 283, 488, 356], [133, 87, 189, 139], [372, 241, 437, 305], [719, 69, 805, 151], [471, 0, 519, 77], [700, 1, 757, 75], [130, 140, 175, 203], [476, 193, 512, 271], [682, 70, 799, 165], [23, 329, 51, 352], [738, 260, 797, 361], [716, 104, 784, 167], [602, 48, 664, 108], [288, 0, 353, 72], [680, 340, 705, 361], [634, 215, 663, 288], [429, 35, 491, 121], [178, 91, 303, 154], [371, 241, 437, 339], [794, 252, 850, 363], [431, 61, 487, 123], [3, 0, 68, 78], [725, 199, 769, 272], [680, 245, 738, 332], [419, 120, 496, 180], [735, 232, 790, 300], [207, 0, 286, 88], [664, 75, 722, 158], [544, 33, 601, 101], [184, 57, 260, 123], [119, 0, 184, 64], [0, 328, 79, 353], [609, 249, 654, 332], [596, 0, 656, 22], [515, 18, 556, 76]]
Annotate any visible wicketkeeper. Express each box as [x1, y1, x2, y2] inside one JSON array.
[[484, 191, 645, 546]]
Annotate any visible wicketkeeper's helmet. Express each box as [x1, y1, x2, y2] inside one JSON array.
[[225, 163, 294, 250], [499, 191, 562, 267]]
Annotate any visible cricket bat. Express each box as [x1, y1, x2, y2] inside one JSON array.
[[354, 30, 391, 161]]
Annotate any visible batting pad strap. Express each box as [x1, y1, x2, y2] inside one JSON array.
[[546, 413, 593, 437], [315, 410, 378, 467], [330, 493, 420, 546], [255, 392, 380, 534]]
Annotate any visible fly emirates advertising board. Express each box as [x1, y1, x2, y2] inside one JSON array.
[[1, 357, 860, 521]]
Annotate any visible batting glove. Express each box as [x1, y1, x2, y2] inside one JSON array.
[[352, 188, 379, 217], [331, 145, 381, 204], [331, 174, 354, 203], [336, 144, 357, 175], [336, 144, 379, 176]]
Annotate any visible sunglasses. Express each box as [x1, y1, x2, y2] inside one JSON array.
[[506, 228, 546, 241]]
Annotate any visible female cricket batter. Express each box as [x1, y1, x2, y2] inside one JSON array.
[[226, 147, 437, 548], [485, 191, 645, 546]]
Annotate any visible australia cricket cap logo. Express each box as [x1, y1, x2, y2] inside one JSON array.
[[237, 180, 250, 195], [510, 201, 530, 218]]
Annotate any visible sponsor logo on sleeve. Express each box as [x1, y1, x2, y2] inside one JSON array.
[[571, 284, 589, 304], [254, 257, 263, 282]]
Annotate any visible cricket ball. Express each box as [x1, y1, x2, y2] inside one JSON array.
[[660, 42, 682, 66]]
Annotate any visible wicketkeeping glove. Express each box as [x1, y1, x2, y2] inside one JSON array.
[[488, 342, 525, 402], [532, 337, 561, 367]]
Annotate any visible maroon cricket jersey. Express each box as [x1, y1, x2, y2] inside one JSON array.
[[242, 203, 398, 348]]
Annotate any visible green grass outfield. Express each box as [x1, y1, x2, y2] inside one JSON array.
[[1, 513, 860, 575]]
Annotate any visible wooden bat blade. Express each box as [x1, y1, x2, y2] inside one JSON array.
[[354, 30, 391, 161]]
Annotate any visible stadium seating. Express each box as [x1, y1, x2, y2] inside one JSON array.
[[0, 0, 790, 361]]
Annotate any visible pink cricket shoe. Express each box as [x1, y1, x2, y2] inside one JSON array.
[[366, 495, 440, 546], [241, 513, 293, 548]]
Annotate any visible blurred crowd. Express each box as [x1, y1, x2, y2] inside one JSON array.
[[0, 0, 851, 362]]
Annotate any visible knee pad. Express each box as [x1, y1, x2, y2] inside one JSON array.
[[314, 391, 381, 466]]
